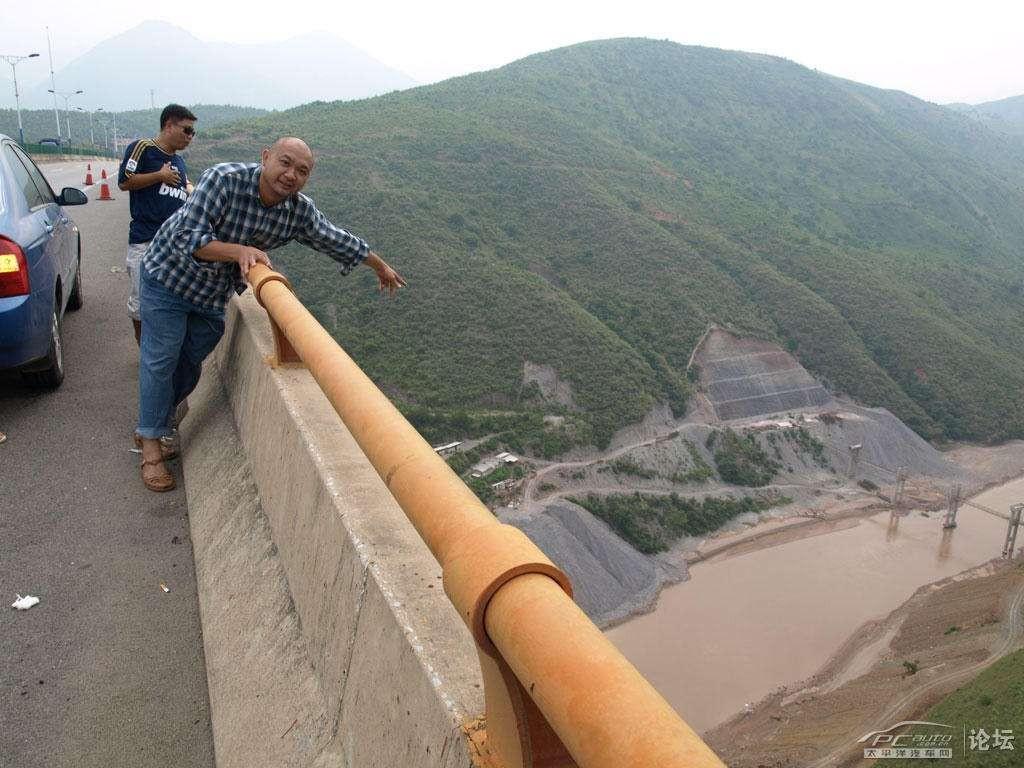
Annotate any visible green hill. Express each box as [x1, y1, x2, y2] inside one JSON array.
[[948, 95, 1024, 137], [186, 39, 1024, 451], [890, 647, 1024, 767]]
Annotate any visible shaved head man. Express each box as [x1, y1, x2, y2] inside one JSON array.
[[134, 137, 405, 491], [259, 137, 314, 205]]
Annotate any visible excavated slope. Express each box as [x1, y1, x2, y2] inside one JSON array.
[[695, 329, 833, 421]]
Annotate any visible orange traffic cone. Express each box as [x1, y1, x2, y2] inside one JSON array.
[[100, 168, 108, 180], [98, 181, 113, 201], [85, 170, 94, 185]]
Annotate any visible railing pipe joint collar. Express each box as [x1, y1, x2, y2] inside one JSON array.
[[443, 523, 572, 658]]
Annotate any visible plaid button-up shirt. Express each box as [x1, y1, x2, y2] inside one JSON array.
[[143, 162, 369, 311]]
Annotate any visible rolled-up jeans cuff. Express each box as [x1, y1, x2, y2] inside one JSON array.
[[135, 426, 172, 440]]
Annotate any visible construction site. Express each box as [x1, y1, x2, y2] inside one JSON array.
[[489, 328, 1024, 765]]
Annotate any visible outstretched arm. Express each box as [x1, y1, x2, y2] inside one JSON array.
[[364, 251, 407, 296], [295, 204, 406, 295]]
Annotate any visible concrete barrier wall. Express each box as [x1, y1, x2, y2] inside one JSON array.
[[182, 292, 483, 768]]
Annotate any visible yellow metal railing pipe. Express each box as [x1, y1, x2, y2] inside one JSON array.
[[487, 574, 721, 768], [248, 264, 724, 768], [249, 268, 492, 565]]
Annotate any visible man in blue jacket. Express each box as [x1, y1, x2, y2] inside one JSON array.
[[135, 137, 406, 491], [119, 104, 197, 345]]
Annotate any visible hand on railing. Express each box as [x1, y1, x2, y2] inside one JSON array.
[[236, 247, 273, 278]]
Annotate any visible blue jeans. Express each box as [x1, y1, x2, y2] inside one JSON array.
[[137, 268, 225, 439]]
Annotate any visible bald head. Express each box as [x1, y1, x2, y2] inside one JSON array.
[[268, 137, 313, 166], [259, 137, 314, 205]]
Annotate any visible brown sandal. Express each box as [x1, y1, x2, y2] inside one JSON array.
[[134, 433, 178, 460], [141, 458, 176, 492]]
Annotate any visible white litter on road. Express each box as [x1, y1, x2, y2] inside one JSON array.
[[11, 594, 40, 610]]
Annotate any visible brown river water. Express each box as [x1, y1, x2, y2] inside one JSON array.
[[605, 477, 1024, 733]]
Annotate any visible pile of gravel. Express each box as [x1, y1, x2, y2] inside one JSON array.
[[827, 403, 968, 484], [501, 501, 685, 627]]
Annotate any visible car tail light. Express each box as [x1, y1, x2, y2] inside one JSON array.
[[0, 236, 30, 298]]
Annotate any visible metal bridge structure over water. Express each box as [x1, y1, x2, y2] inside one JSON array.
[[847, 447, 1022, 560]]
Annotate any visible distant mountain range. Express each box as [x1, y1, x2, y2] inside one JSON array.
[[947, 94, 1024, 136], [179, 39, 1024, 449], [10, 21, 416, 111]]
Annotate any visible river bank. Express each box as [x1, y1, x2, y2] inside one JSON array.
[[605, 466, 1024, 735]]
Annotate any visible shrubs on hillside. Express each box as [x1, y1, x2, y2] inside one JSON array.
[[570, 491, 788, 553], [408, 407, 592, 459], [707, 429, 781, 487]]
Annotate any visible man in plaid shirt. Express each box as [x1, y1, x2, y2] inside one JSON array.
[[136, 137, 405, 492]]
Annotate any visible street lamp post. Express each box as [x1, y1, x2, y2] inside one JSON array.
[[97, 107, 118, 156], [95, 116, 109, 150], [48, 88, 83, 145], [75, 106, 95, 146], [1, 52, 41, 145], [96, 108, 106, 150]]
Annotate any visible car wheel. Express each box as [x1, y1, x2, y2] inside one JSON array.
[[67, 251, 83, 311], [22, 308, 65, 389]]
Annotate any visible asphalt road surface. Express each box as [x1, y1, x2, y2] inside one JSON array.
[[0, 161, 215, 768], [34, 156, 117, 195]]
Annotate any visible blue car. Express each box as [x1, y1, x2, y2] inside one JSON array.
[[0, 135, 88, 387]]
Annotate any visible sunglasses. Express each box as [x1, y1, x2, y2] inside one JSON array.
[[181, 125, 195, 136]]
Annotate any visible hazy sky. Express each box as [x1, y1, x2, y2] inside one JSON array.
[[3, 0, 1022, 105]]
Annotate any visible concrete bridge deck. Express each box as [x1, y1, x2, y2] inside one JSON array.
[[0, 164, 215, 768], [0, 161, 485, 768]]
